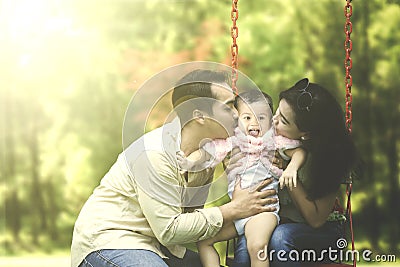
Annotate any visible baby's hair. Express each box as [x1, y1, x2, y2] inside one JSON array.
[[234, 90, 273, 112]]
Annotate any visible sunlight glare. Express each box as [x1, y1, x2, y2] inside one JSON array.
[[2, 0, 76, 43]]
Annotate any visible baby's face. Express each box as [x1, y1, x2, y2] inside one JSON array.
[[237, 99, 272, 137]]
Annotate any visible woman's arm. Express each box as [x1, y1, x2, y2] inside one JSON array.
[[279, 147, 306, 190], [271, 150, 336, 228], [287, 181, 337, 228]]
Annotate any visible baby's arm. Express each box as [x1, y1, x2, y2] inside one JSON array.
[[279, 147, 307, 190], [177, 138, 232, 172], [177, 148, 212, 172]]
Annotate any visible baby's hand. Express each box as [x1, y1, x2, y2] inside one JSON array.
[[279, 166, 297, 191], [176, 151, 195, 172], [177, 151, 201, 172]]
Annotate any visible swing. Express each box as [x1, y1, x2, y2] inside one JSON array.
[[224, 0, 356, 266]]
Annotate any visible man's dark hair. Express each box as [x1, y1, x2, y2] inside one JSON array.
[[172, 69, 229, 123]]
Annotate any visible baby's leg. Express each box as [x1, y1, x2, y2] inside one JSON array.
[[197, 222, 238, 267], [244, 212, 278, 267]]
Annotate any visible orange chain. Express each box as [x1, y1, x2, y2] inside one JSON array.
[[344, 4, 355, 267], [344, 0, 353, 133], [231, 0, 239, 95]]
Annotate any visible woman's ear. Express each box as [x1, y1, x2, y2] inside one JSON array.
[[193, 109, 205, 124]]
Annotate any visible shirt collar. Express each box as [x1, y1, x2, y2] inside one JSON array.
[[168, 117, 182, 153]]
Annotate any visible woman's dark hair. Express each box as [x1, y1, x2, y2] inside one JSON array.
[[279, 79, 358, 199]]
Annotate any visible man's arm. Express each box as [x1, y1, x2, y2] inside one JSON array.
[[134, 151, 277, 246]]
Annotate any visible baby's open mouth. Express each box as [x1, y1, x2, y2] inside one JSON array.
[[248, 129, 260, 137]]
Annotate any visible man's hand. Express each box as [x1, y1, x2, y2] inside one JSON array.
[[220, 178, 278, 221]]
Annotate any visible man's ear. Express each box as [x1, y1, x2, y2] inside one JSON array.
[[193, 109, 206, 124]]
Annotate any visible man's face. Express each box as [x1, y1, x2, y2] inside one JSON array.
[[207, 83, 238, 139]]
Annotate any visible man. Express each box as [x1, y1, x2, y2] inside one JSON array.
[[71, 69, 277, 267]]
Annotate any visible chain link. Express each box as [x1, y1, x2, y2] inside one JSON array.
[[344, 3, 356, 267], [231, 0, 239, 95], [344, 0, 353, 133]]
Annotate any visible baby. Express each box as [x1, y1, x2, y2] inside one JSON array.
[[177, 90, 306, 267]]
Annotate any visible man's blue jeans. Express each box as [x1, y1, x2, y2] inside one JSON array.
[[79, 246, 202, 267], [232, 222, 343, 267]]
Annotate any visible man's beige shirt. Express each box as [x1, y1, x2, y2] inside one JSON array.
[[71, 118, 223, 267]]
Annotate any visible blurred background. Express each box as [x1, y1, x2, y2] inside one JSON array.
[[1, 0, 399, 266]]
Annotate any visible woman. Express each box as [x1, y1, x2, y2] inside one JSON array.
[[231, 78, 360, 267]]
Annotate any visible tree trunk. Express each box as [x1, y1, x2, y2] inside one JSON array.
[[2, 87, 21, 242], [29, 114, 47, 245], [387, 120, 400, 253], [46, 180, 59, 242], [358, 1, 374, 182]]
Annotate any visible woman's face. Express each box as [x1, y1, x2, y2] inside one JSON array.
[[273, 99, 306, 140]]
